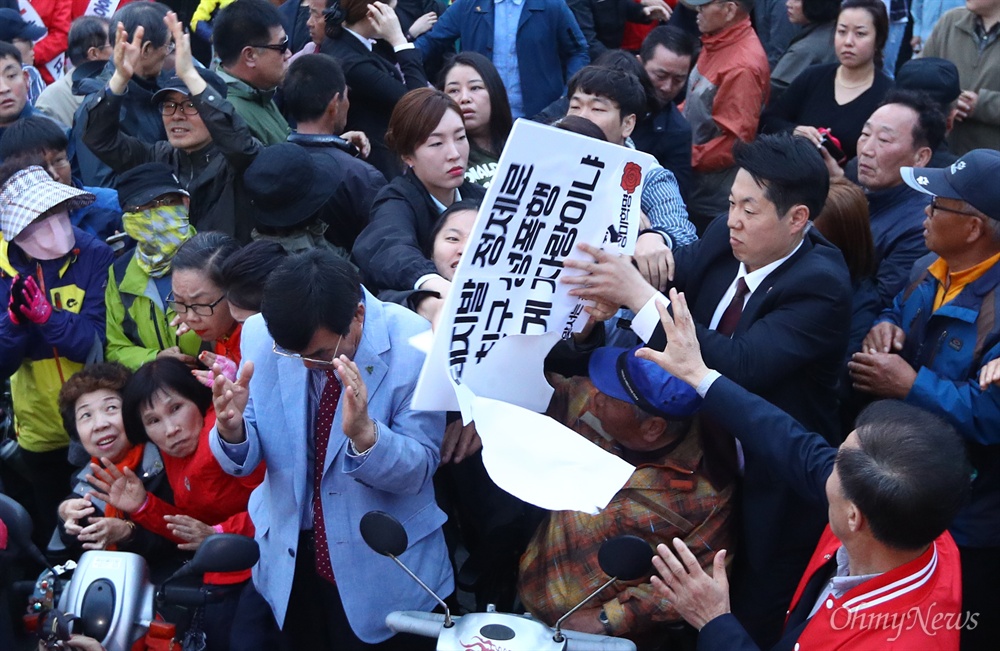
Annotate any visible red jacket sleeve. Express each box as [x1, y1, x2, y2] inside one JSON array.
[[691, 67, 769, 172], [32, 0, 71, 83], [131, 494, 186, 544]]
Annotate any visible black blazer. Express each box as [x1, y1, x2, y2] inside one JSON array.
[[319, 33, 429, 179], [650, 214, 851, 647], [651, 215, 851, 441], [352, 170, 486, 292]]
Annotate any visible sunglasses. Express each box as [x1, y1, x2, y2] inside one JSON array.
[[251, 35, 290, 53]]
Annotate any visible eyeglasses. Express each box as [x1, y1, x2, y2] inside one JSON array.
[[160, 100, 199, 116], [124, 196, 186, 212], [167, 293, 225, 317], [251, 36, 290, 53], [272, 335, 342, 367], [930, 197, 980, 218]]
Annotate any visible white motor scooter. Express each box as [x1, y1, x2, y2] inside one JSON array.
[[0, 493, 258, 650], [360, 510, 652, 651]]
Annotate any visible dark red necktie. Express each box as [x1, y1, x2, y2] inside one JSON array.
[[716, 278, 750, 337], [313, 369, 341, 583]]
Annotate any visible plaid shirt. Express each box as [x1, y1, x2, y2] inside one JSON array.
[[518, 375, 735, 637]]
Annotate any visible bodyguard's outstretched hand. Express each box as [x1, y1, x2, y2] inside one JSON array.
[[562, 242, 656, 314], [634, 289, 711, 388]]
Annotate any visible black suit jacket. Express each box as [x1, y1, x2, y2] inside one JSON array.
[[319, 34, 429, 179], [352, 170, 486, 292], [649, 214, 851, 647]]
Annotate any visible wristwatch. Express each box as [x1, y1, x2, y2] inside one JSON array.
[[598, 608, 613, 635]]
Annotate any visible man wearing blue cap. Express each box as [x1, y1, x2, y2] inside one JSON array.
[[518, 345, 734, 643], [849, 148, 1000, 651]]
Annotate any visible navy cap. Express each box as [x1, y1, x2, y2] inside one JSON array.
[[901, 150, 1000, 222], [0, 9, 46, 43], [116, 162, 189, 210], [588, 345, 702, 419], [896, 58, 961, 107], [150, 68, 228, 105]]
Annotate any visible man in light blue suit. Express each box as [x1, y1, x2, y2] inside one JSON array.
[[209, 250, 451, 650]]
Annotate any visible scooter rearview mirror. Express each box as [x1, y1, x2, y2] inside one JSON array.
[[598, 535, 653, 582], [359, 511, 453, 627], [360, 511, 408, 557], [187, 534, 260, 574], [166, 533, 260, 584], [0, 493, 52, 570], [554, 535, 654, 641]]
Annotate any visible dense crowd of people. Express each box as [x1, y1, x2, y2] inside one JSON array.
[[0, 0, 998, 649]]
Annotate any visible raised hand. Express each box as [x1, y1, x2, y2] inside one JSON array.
[[164, 514, 216, 551], [164, 11, 206, 95], [651, 538, 730, 630], [86, 458, 148, 514], [109, 22, 144, 94], [367, 1, 407, 48], [634, 289, 710, 387], [332, 355, 376, 452], [213, 361, 253, 442], [14, 276, 53, 325]]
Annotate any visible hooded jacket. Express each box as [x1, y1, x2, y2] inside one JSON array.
[[0, 229, 114, 452]]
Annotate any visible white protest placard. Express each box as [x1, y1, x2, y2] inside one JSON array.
[[412, 118, 657, 413]]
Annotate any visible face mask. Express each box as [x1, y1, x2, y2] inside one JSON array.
[[123, 205, 193, 278], [14, 211, 76, 260]]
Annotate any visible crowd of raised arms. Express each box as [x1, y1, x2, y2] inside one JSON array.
[[0, 0, 998, 648]]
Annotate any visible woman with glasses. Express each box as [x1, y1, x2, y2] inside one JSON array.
[[759, 0, 893, 163], [169, 232, 242, 378], [319, 0, 430, 179]]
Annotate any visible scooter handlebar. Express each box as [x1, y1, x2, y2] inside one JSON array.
[[386, 610, 447, 639], [386, 611, 637, 651]]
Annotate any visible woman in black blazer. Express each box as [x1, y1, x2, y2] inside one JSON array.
[[320, 0, 430, 178], [352, 88, 486, 321]]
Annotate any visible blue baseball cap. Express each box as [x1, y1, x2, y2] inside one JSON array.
[[901, 149, 1000, 223], [588, 345, 702, 419]]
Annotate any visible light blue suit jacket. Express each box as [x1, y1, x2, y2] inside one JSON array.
[[209, 291, 451, 642]]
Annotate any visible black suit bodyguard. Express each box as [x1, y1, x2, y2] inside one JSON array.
[[564, 133, 852, 648]]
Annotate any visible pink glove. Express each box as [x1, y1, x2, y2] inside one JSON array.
[[15, 276, 53, 325]]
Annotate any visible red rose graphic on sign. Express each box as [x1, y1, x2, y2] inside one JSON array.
[[621, 162, 642, 194]]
